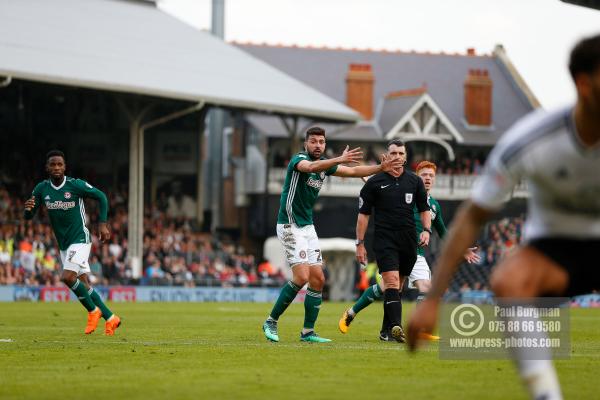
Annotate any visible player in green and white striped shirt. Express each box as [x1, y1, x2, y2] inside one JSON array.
[[262, 126, 402, 343], [24, 150, 121, 335]]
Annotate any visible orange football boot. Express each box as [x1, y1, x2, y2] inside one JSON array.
[[105, 315, 121, 336], [85, 308, 102, 334]]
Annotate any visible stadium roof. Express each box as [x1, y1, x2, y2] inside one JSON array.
[[0, 0, 359, 122], [236, 43, 540, 145]]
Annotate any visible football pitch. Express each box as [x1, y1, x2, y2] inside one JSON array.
[[1, 302, 599, 400]]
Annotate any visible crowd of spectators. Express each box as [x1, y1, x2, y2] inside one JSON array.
[[409, 153, 486, 175], [478, 215, 524, 269], [1, 168, 522, 291], [0, 186, 285, 288]]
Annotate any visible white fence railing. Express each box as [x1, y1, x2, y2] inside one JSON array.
[[266, 168, 528, 200]]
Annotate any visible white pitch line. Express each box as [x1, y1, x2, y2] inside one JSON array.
[[24, 339, 437, 352]]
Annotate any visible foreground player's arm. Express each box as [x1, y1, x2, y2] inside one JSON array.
[[23, 185, 42, 220], [334, 153, 402, 178], [296, 145, 362, 174], [73, 179, 110, 242]]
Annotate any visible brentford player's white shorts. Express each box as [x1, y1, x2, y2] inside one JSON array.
[[276, 223, 322, 267], [408, 255, 431, 289], [60, 243, 92, 276]]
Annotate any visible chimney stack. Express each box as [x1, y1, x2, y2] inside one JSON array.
[[464, 69, 493, 126], [346, 64, 374, 120]]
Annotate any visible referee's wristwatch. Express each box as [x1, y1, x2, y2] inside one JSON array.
[[423, 227, 432, 234], [355, 239, 365, 246]]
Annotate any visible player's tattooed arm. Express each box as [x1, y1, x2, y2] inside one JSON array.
[[334, 152, 402, 178], [297, 145, 363, 174]]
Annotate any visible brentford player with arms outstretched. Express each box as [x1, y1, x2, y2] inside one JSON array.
[[262, 126, 402, 343], [407, 34, 600, 400], [24, 150, 121, 335]]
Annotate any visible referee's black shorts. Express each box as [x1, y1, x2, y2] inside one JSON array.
[[373, 228, 417, 276], [528, 237, 600, 297]]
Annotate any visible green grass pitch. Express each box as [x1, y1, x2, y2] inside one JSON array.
[[1, 302, 599, 400]]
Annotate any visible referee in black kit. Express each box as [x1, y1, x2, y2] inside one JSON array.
[[355, 139, 431, 342]]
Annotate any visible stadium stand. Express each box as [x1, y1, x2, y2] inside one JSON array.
[[0, 185, 286, 288], [1, 181, 522, 293]]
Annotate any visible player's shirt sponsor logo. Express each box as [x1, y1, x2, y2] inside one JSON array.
[[45, 200, 76, 210], [306, 176, 323, 189], [405, 193, 413, 203]]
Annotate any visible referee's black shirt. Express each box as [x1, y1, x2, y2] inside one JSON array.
[[358, 170, 429, 231]]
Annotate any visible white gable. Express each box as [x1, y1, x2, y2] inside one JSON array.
[[385, 93, 464, 143]]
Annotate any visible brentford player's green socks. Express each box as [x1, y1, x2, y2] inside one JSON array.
[[269, 281, 301, 320], [303, 287, 322, 331], [88, 287, 114, 320], [69, 280, 96, 312], [350, 284, 382, 316]]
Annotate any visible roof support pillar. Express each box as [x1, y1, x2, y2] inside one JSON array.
[[208, 108, 226, 231], [123, 100, 205, 279]]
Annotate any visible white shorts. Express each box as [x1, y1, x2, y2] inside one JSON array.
[[408, 255, 431, 289], [60, 243, 92, 276], [276, 223, 322, 267]]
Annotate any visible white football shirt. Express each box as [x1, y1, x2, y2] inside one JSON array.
[[471, 105, 600, 240]]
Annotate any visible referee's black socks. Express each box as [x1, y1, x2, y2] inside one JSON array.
[[383, 288, 402, 328]]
